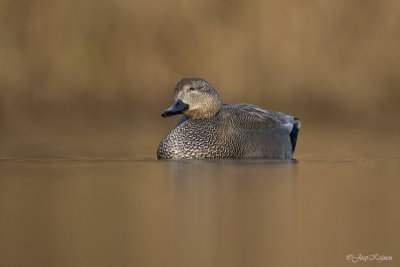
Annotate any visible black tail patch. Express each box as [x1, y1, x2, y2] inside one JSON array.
[[290, 123, 299, 153]]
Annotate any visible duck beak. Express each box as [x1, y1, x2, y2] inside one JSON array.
[[161, 99, 189, 117]]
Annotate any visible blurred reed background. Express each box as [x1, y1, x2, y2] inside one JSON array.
[[0, 0, 399, 157]]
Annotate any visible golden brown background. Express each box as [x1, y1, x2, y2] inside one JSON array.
[[1, 0, 399, 156], [1, 2, 399, 267]]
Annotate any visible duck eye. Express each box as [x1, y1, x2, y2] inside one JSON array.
[[189, 87, 195, 91]]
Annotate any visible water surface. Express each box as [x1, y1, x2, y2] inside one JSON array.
[[0, 128, 399, 267]]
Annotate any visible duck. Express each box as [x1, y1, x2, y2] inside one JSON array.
[[157, 77, 300, 159]]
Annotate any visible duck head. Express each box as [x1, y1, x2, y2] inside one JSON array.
[[161, 78, 222, 119]]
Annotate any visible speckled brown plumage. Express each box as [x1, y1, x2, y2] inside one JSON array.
[[157, 78, 300, 159]]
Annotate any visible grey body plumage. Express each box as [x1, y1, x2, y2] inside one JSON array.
[[157, 78, 300, 159]]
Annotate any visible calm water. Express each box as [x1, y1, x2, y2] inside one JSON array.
[[0, 128, 399, 267]]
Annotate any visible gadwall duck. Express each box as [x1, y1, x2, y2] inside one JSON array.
[[157, 78, 300, 159]]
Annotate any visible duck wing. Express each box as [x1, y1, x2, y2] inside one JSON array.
[[221, 104, 300, 133]]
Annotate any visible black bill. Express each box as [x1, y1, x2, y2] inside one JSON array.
[[161, 99, 189, 117]]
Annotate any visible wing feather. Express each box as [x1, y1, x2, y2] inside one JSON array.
[[221, 104, 295, 132]]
